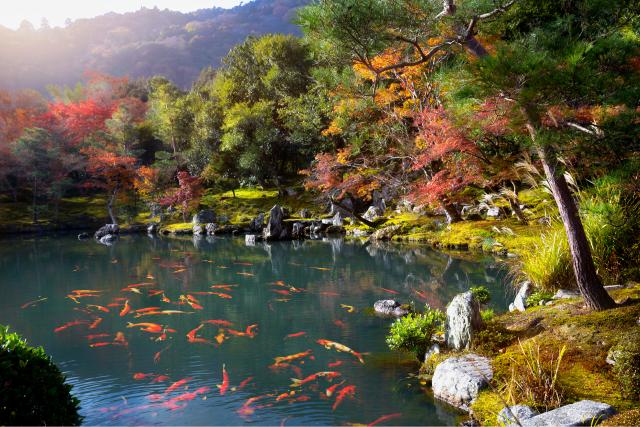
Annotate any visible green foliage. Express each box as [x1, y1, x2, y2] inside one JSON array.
[[470, 286, 491, 304], [0, 325, 81, 425], [473, 321, 516, 355], [481, 308, 495, 322], [526, 291, 555, 307], [612, 329, 640, 401], [386, 309, 444, 359]]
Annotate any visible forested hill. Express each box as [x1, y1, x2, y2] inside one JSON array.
[[0, 0, 309, 91]]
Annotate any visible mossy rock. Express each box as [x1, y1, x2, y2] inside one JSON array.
[[469, 390, 505, 426]]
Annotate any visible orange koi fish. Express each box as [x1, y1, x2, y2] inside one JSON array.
[[211, 292, 233, 299], [151, 375, 170, 383], [332, 385, 356, 411], [334, 320, 346, 328], [218, 364, 229, 395], [234, 261, 253, 266], [246, 324, 258, 337], [66, 294, 81, 304], [135, 310, 193, 317], [161, 293, 171, 303], [311, 266, 331, 271], [211, 284, 238, 289], [154, 344, 171, 364], [273, 350, 313, 366], [284, 331, 306, 340], [236, 272, 255, 277], [381, 288, 399, 295], [325, 380, 345, 397], [367, 413, 402, 426], [272, 289, 290, 296], [186, 324, 204, 342], [87, 333, 110, 340], [290, 371, 341, 387], [164, 377, 192, 394], [273, 280, 287, 286], [127, 322, 163, 333], [114, 331, 127, 346], [317, 339, 365, 364], [237, 376, 253, 390], [89, 317, 103, 330], [236, 394, 273, 419], [72, 289, 103, 294], [147, 289, 164, 297], [214, 331, 226, 345], [90, 342, 112, 348], [120, 300, 131, 317], [54, 320, 89, 333], [133, 373, 155, 380], [203, 319, 234, 327], [170, 386, 210, 403], [276, 391, 293, 401], [87, 304, 110, 313], [340, 304, 355, 313], [20, 297, 47, 309], [327, 360, 344, 368]]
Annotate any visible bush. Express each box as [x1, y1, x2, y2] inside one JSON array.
[[526, 290, 555, 307], [386, 309, 444, 360], [612, 329, 640, 400], [470, 286, 491, 304], [0, 325, 81, 425], [480, 308, 495, 322]]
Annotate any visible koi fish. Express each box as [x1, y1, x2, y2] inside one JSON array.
[[170, 386, 210, 403], [154, 344, 171, 364], [210, 284, 238, 289], [311, 266, 331, 271], [202, 319, 234, 327], [123, 287, 142, 294], [290, 371, 341, 387], [186, 324, 204, 342], [317, 339, 365, 364], [146, 274, 155, 280], [120, 300, 131, 317], [214, 331, 226, 345], [211, 292, 232, 299], [234, 261, 253, 266], [135, 310, 193, 317], [272, 289, 291, 296], [161, 293, 171, 303], [334, 320, 346, 328], [381, 288, 399, 295], [273, 280, 287, 287], [367, 413, 402, 426], [151, 375, 170, 383], [340, 304, 355, 313], [236, 272, 255, 277], [327, 360, 344, 368], [20, 297, 47, 309], [237, 376, 253, 390], [87, 304, 110, 313], [54, 320, 89, 333], [218, 364, 229, 395], [332, 385, 356, 411], [284, 332, 306, 340], [164, 377, 192, 394], [89, 317, 103, 330], [273, 350, 313, 366], [114, 331, 127, 346], [127, 322, 163, 333], [90, 342, 112, 348], [125, 283, 155, 289], [148, 289, 164, 297], [133, 373, 155, 380], [270, 362, 303, 379], [288, 395, 310, 403], [135, 307, 162, 313], [325, 381, 345, 397], [276, 391, 293, 401], [66, 295, 80, 304], [71, 289, 103, 294], [86, 333, 110, 340], [320, 291, 339, 297]]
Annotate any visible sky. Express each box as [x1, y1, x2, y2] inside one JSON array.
[[2, 0, 247, 29]]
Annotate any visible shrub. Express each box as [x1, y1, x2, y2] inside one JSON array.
[[470, 286, 491, 304], [386, 309, 444, 360], [0, 325, 81, 425], [612, 329, 640, 400], [526, 290, 555, 307], [480, 308, 495, 322]]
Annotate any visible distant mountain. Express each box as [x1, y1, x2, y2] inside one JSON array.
[[0, 0, 310, 91]]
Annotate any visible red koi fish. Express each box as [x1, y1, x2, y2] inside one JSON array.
[[272, 289, 291, 296], [164, 377, 193, 394], [169, 386, 210, 403], [332, 385, 356, 411], [236, 394, 273, 419], [20, 297, 47, 309], [202, 319, 234, 327], [127, 322, 163, 333], [276, 391, 293, 401], [148, 290, 164, 297], [381, 288, 399, 295], [210, 284, 238, 290], [133, 373, 155, 380], [218, 364, 229, 395], [237, 376, 254, 390], [186, 324, 204, 342], [87, 304, 110, 313], [327, 360, 344, 368], [273, 350, 313, 366], [151, 375, 170, 383], [135, 307, 161, 313], [367, 413, 402, 426], [89, 317, 103, 330], [317, 339, 365, 364], [54, 320, 89, 333], [284, 331, 306, 340], [290, 371, 341, 387], [154, 344, 171, 364], [333, 320, 346, 328], [89, 342, 112, 348], [119, 300, 131, 317], [325, 380, 345, 397], [161, 293, 171, 303], [86, 333, 110, 340]]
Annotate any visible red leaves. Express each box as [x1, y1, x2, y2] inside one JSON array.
[[159, 171, 203, 220]]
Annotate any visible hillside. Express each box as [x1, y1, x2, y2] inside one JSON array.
[[0, 0, 309, 91]]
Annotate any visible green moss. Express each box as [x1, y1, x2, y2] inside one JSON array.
[[602, 409, 640, 426], [161, 222, 193, 233], [470, 390, 506, 426]]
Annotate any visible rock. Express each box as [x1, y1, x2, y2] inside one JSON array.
[[147, 223, 158, 234], [291, 222, 306, 239], [193, 224, 205, 235], [370, 225, 401, 241], [513, 281, 532, 312], [445, 291, 483, 351], [329, 198, 354, 216], [77, 232, 90, 240], [424, 343, 441, 362], [373, 300, 410, 317], [325, 225, 345, 235], [486, 207, 502, 219], [245, 234, 257, 246], [604, 285, 624, 291], [332, 211, 344, 227], [263, 205, 291, 241], [205, 223, 217, 235], [553, 289, 581, 299], [519, 400, 615, 426], [509, 303, 517, 312], [94, 224, 119, 239], [351, 228, 370, 238], [363, 206, 382, 222], [498, 405, 538, 425], [218, 214, 230, 224], [432, 354, 492, 411], [192, 210, 215, 224], [98, 234, 118, 245], [299, 208, 310, 219], [249, 213, 265, 232]]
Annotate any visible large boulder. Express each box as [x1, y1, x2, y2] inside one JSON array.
[[205, 223, 217, 235], [432, 354, 492, 411], [370, 225, 401, 241], [519, 400, 615, 426], [363, 206, 382, 222], [263, 205, 291, 241], [373, 300, 409, 317], [147, 223, 158, 235], [192, 210, 216, 224], [249, 213, 265, 232], [193, 224, 205, 235], [332, 211, 344, 227], [94, 224, 119, 239], [445, 291, 483, 351], [510, 281, 532, 313], [498, 405, 538, 425]]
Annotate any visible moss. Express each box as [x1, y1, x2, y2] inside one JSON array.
[[421, 351, 450, 376], [470, 390, 505, 426], [473, 322, 517, 356], [611, 328, 640, 401], [602, 409, 640, 426], [160, 222, 193, 233], [560, 364, 630, 410]]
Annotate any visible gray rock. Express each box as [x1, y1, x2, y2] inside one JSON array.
[[78, 232, 90, 240], [205, 223, 217, 235], [363, 206, 382, 222], [192, 210, 215, 224], [509, 303, 517, 312], [94, 224, 119, 239], [218, 214, 230, 224], [424, 343, 441, 362], [291, 222, 305, 239], [370, 225, 401, 241], [513, 281, 532, 312], [299, 208, 310, 219], [249, 213, 265, 232], [193, 224, 205, 235], [98, 234, 118, 245], [329, 198, 354, 216], [245, 234, 257, 246], [373, 299, 410, 317], [519, 400, 615, 426], [263, 205, 291, 241], [445, 291, 483, 351], [147, 223, 158, 234], [486, 206, 502, 219], [351, 228, 370, 238], [498, 405, 538, 425], [432, 354, 492, 411], [332, 211, 344, 227], [553, 289, 581, 299]]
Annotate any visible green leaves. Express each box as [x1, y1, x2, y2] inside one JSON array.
[[386, 308, 445, 359]]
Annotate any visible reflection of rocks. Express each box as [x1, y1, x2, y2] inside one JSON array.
[[373, 300, 409, 317], [147, 223, 158, 234], [98, 234, 118, 245], [193, 224, 204, 235], [95, 224, 119, 239], [332, 211, 344, 226], [292, 222, 305, 239], [78, 232, 90, 240]]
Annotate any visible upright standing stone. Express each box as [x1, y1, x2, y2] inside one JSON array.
[[445, 291, 483, 350]]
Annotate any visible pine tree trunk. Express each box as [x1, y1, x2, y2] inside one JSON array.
[[440, 200, 461, 224], [508, 197, 527, 224], [523, 113, 616, 310]]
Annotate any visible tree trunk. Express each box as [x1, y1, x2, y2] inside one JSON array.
[[508, 197, 527, 224], [107, 187, 118, 225], [524, 113, 616, 310], [32, 177, 38, 224], [440, 200, 461, 224], [330, 196, 376, 227], [232, 188, 236, 198]]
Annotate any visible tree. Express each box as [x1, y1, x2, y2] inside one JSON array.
[[159, 171, 203, 222], [147, 77, 193, 156]]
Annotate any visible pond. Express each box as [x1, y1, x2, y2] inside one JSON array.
[[0, 235, 511, 425]]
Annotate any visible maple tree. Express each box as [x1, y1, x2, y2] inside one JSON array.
[[159, 171, 203, 222]]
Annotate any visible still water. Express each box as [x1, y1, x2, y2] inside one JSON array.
[[0, 235, 510, 425]]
